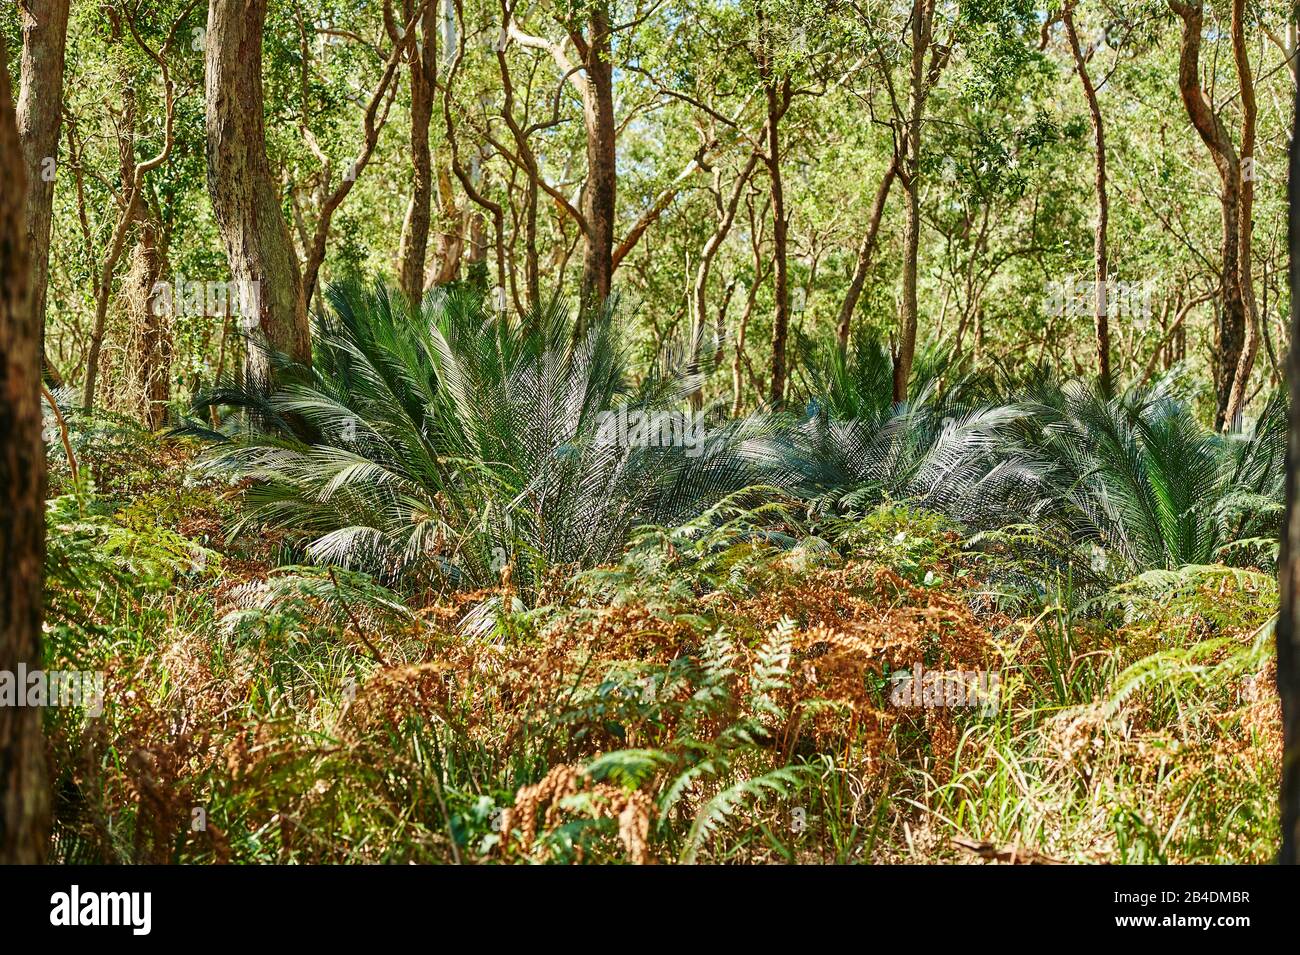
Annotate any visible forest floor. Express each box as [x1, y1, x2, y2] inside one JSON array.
[[42, 418, 1281, 864]]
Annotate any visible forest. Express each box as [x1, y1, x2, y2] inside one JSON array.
[[1, 0, 1300, 868]]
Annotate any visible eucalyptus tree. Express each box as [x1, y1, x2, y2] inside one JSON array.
[[0, 34, 49, 866], [205, 0, 311, 382], [14, 0, 69, 384], [1061, 0, 1111, 393], [1279, 66, 1300, 864], [1167, 0, 1253, 430]]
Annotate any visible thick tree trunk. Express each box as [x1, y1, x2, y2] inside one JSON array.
[[128, 211, 171, 429], [0, 37, 50, 866], [397, 0, 437, 307], [425, 164, 465, 290], [1170, 1, 1246, 430], [112, 70, 172, 427], [15, 0, 70, 384], [576, 3, 616, 311], [205, 0, 310, 387], [1063, 2, 1111, 395], [1279, 67, 1300, 867]]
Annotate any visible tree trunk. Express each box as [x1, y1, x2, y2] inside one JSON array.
[[0, 36, 50, 865], [1170, 1, 1246, 430], [114, 67, 172, 426], [1278, 64, 1300, 867], [575, 3, 616, 312], [205, 0, 310, 387], [765, 91, 790, 408], [15, 0, 70, 384], [83, 41, 177, 411], [465, 207, 487, 281], [732, 268, 766, 417], [523, 174, 541, 306], [894, 0, 938, 404], [1224, 0, 1259, 429], [397, 0, 437, 307], [836, 160, 897, 354], [1063, 2, 1111, 395], [425, 164, 465, 290], [756, 7, 792, 408], [689, 151, 760, 408], [128, 209, 171, 429]]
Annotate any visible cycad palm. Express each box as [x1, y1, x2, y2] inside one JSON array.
[[1014, 378, 1286, 572], [772, 331, 1036, 524], [191, 282, 764, 595]]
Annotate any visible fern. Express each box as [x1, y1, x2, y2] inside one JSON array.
[[681, 765, 817, 863]]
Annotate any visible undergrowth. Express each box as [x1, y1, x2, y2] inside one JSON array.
[[40, 417, 1279, 864]]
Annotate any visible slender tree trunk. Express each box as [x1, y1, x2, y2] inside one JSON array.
[[397, 0, 437, 307], [15, 0, 70, 384], [466, 208, 486, 276], [837, 159, 897, 354], [757, 8, 792, 407], [443, 6, 506, 297], [1170, 1, 1246, 430], [433, 0, 468, 293], [84, 62, 141, 411], [299, 17, 409, 313], [111, 70, 171, 425], [205, 0, 310, 387], [0, 37, 49, 865], [732, 270, 765, 417], [765, 96, 790, 407], [575, 3, 616, 312], [1225, 0, 1259, 429], [1278, 65, 1300, 866], [1063, 1, 1111, 395], [524, 175, 541, 306], [894, 0, 938, 403], [689, 152, 760, 409]]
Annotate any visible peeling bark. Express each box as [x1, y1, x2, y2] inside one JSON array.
[[572, 3, 616, 311]]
